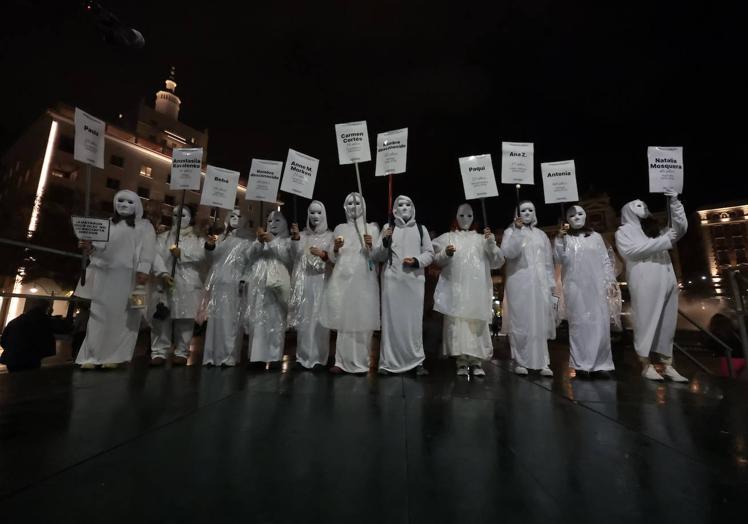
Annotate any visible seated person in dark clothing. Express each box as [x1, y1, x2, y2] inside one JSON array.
[[0, 299, 70, 372]]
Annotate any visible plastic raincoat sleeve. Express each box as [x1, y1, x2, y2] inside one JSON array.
[[500, 226, 524, 260], [136, 221, 157, 274], [432, 234, 453, 268], [671, 198, 688, 240], [615, 228, 672, 261], [484, 237, 505, 269], [543, 233, 555, 291], [598, 235, 616, 285], [151, 252, 168, 276], [177, 238, 206, 264], [266, 238, 293, 267], [371, 226, 390, 262]]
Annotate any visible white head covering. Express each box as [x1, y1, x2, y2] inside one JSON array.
[[344, 192, 367, 222], [112, 189, 144, 219], [621, 199, 650, 226], [517, 200, 538, 226], [393, 195, 416, 228], [305, 200, 329, 234], [266, 210, 289, 238]]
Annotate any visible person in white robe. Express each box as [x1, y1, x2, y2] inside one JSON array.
[[202, 206, 253, 366], [501, 201, 556, 376], [243, 210, 293, 365], [373, 195, 435, 375], [554, 205, 616, 376], [289, 201, 334, 370], [319, 192, 380, 374], [615, 191, 688, 382], [432, 203, 505, 376], [150, 205, 206, 366], [75, 190, 156, 369]]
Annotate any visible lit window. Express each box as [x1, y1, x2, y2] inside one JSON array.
[[139, 165, 153, 178]]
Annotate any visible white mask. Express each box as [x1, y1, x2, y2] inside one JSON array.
[[519, 202, 536, 225], [173, 207, 191, 229], [566, 206, 587, 229], [267, 211, 287, 236], [345, 193, 364, 219], [115, 195, 137, 217], [308, 203, 323, 229], [456, 204, 474, 230], [396, 197, 413, 222], [228, 208, 241, 229], [632, 199, 649, 219]]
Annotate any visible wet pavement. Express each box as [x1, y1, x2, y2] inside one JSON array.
[[1, 339, 746, 523]]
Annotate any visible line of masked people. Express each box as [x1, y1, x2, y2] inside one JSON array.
[[73, 188, 689, 383]]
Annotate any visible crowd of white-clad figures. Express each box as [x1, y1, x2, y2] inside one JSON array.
[[74, 188, 689, 383]]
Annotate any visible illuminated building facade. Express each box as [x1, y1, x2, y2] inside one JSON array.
[[696, 203, 748, 293]]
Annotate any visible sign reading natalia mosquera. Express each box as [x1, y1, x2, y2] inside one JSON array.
[[74, 108, 105, 169], [500, 142, 534, 185], [246, 159, 283, 203], [335, 121, 372, 164], [280, 149, 319, 199], [170, 148, 203, 190], [648, 146, 684, 193], [375, 128, 408, 177], [541, 160, 579, 203], [71, 216, 110, 242], [458, 154, 499, 200], [200, 165, 240, 210]]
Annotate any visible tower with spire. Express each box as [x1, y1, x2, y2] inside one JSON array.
[[154, 66, 181, 121]]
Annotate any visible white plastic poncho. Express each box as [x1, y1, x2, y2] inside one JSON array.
[[243, 210, 293, 362], [554, 230, 616, 371], [288, 201, 334, 369], [432, 206, 505, 359], [615, 198, 687, 358], [373, 195, 435, 373], [76, 190, 156, 365], [501, 215, 556, 369], [202, 222, 253, 366], [157, 225, 206, 319]]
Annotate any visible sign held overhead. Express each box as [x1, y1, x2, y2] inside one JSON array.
[[335, 121, 371, 164], [500, 142, 534, 185], [375, 128, 408, 177], [647, 146, 684, 193], [246, 158, 283, 203], [74, 108, 105, 169], [200, 165, 240, 210], [541, 159, 579, 203], [458, 154, 499, 200], [280, 149, 319, 200]]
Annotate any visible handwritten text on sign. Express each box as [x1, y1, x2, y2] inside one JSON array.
[[459, 154, 499, 200], [71, 216, 110, 242]]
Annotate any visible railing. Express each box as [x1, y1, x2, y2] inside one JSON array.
[[728, 269, 748, 376]]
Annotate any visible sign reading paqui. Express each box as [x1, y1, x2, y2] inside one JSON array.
[[200, 165, 240, 210], [74, 108, 105, 169], [500, 142, 534, 185], [170, 148, 203, 191], [458, 154, 499, 200], [375, 128, 408, 177], [335, 121, 372, 164], [648, 146, 684, 193], [541, 160, 579, 203], [280, 149, 319, 199]]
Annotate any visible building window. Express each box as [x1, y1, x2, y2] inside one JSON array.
[[51, 169, 77, 181], [716, 250, 731, 266], [736, 249, 747, 265], [58, 135, 74, 154], [164, 195, 175, 206], [110, 154, 125, 168], [100, 200, 113, 213], [106, 177, 120, 190], [139, 165, 153, 178], [137, 186, 150, 199], [730, 224, 745, 237]]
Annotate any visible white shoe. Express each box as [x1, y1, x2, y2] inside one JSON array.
[[642, 364, 664, 381], [456, 365, 469, 377], [471, 365, 486, 377], [663, 365, 688, 383], [540, 367, 554, 377], [79, 363, 95, 370], [514, 365, 528, 375]]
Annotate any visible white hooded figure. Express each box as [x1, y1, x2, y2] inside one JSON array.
[[288, 201, 334, 369], [373, 195, 435, 375], [319, 192, 380, 374], [243, 210, 293, 364], [615, 192, 688, 382], [202, 207, 253, 366], [432, 203, 505, 376], [75, 190, 156, 368], [501, 201, 556, 376], [554, 205, 616, 374], [150, 205, 206, 365]]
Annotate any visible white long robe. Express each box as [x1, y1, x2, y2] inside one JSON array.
[[202, 230, 251, 366], [501, 225, 556, 370], [289, 226, 334, 369], [432, 230, 505, 359], [243, 237, 293, 362], [615, 199, 687, 358], [554, 232, 615, 371], [373, 203, 435, 373], [320, 219, 380, 373], [75, 217, 156, 365]]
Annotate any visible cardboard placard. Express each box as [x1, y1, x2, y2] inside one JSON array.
[[335, 121, 372, 164], [246, 159, 283, 203], [647, 146, 684, 193], [500, 142, 534, 185], [458, 154, 499, 200], [74, 108, 105, 169], [200, 165, 240, 210], [280, 149, 319, 199], [71, 216, 110, 242], [170, 148, 203, 190], [375, 128, 408, 176], [541, 160, 579, 203]]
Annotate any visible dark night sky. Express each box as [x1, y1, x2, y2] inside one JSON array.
[[0, 0, 743, 231]]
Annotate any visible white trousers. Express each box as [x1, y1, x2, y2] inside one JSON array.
[[334, 331, 371, 373], [151, 318, 194, 358]]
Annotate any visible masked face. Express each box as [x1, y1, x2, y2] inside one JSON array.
[[228, 208, 241, 229], [345, 194, 364, 219], [308, 203, 323, 228], [115, 195, 137, 217], [173, 207, 191, 229], [567, 206, 587, 229], [632, 200, 649, 219], [267, 211, 286, 236], [396, 198, 413, 221], [456, 204, 474, 230], [519, 203, 536, 225]]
